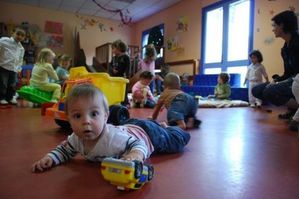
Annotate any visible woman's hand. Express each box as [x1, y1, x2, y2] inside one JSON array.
[[31, 155, 53, 172]]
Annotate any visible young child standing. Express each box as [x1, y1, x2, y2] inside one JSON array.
[[131, 71, 156, 108], [109, 39, 130, 78], [209, 73, 231, 100], [109, 39, 130, 106], [244, 50, 269, 107], [138, 44, 157, 93], [31, 84, 190, 172], [0, 27, 25, 105], [30, 48, 61, 102], [55, 54, 71, 85], [151, 72, 200, 130]]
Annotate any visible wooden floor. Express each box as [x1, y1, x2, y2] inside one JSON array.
[[1, 103, 299, 199]]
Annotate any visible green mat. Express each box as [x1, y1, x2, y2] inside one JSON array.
[[17, 86, 53, 104]]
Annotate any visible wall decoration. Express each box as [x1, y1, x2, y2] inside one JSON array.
[[92, 0, 132, 25], [75, 15, 117, 32], [289, 6, 295, 12], [264, 37, 275, 45], [167, 37, 178, 51], [44, 21, 63, 34], [45, 34, 63, 48], [269, 10, 275, 15], [176, 16, 189, 32], [44, 20, 63, 48], [98, 23, 106, 32]]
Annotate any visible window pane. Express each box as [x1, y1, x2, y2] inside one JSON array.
[[142, 34, 149, 58], [227, 0, 250, 61], [227, 66, 247, 87], [204, 68, 222, 74], [205, 8, 223, 64]]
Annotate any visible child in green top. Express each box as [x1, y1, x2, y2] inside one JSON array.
[[209, 73, 231, 100]]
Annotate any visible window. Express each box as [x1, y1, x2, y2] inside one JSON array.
[[201, 0, 254, 86], [141, 24, 164, 59]]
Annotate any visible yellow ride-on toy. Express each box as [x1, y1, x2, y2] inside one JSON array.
[[46, 66, 130, 129]]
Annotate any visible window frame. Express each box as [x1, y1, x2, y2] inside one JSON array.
[[200, 0, 255, 74]]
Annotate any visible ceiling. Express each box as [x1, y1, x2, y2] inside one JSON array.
[[1, 0, 182, 23]]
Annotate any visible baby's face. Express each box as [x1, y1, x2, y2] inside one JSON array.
[[140, 78, 152, 86], [60, 60, 71, 69], [67, 96, 108, 141]]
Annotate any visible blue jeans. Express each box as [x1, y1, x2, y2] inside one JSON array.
[[122, 119, 190, 153], [167, 93, 198, 125], [0, 67, 17, 101], [252, 78, 294, 106]]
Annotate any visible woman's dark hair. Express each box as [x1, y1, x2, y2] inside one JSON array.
[[249, 50, 263, 63], [272, 10, 298, 34], [219, 73, 230, 84]]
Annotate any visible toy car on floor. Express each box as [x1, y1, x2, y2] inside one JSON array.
[[101, 157, 154, 190], [46, 66, 130, 129]]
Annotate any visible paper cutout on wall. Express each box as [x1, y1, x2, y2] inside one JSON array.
[[76, 14, 119, 32], [289, 6, 296, 12], [98, 23, 106, 32], [264, 37, 275, 45], [269, 10, 275, 15], [167, 36, 179, 51], [177, 16, 189, 32], [44, 21, 63, 34]]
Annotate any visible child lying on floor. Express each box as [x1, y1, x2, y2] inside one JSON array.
[[32, 84, 190, 172]]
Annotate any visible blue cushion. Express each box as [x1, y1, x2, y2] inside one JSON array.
[[181, 73, 248, 101]]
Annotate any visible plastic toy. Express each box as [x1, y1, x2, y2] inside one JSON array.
[[46, 66, 130, 129], [101, 157, 154, 190], [17, 86, 53, 104]]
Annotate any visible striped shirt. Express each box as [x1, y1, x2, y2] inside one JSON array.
[[47, 124, 153, 165]]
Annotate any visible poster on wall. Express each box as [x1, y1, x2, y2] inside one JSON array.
[[176, 16, 189, 32], [45, 34, 63, 48], [44, 20, 63, 48], [44, 21, 63, 34]]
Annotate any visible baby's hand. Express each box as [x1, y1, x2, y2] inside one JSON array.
[[31, 155, 53, 172], [122, 150, 144, 162]]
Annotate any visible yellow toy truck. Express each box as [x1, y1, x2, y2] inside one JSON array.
[[101, 157, 154, 191]]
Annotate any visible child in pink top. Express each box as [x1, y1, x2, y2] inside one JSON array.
[[131, 71, 156, 108], [138, 44, 157, 93]]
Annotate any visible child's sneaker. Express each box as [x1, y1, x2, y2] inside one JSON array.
[[0, 99, 8, 105], [10, 98, 18, 105]]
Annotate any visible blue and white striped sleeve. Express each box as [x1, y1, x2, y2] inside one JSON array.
[[47, 135, 78, 165], [125, 137, 149, 159]]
